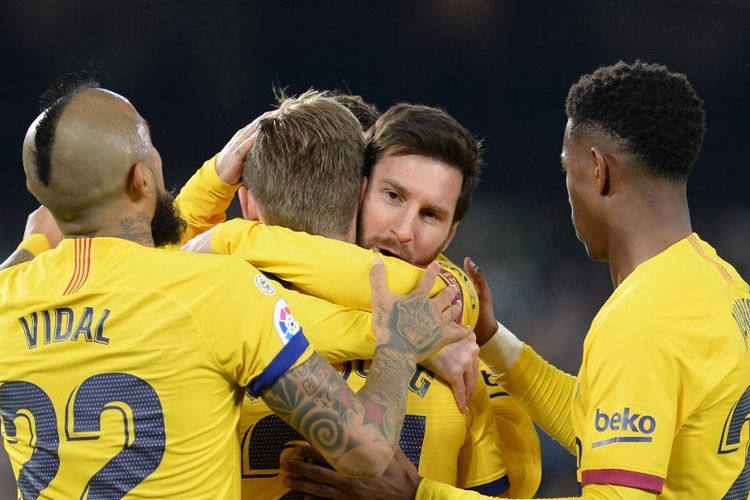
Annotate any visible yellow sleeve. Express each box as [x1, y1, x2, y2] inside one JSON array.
[[275, 280, 376, 363], [17, 234, 51, 256], [417, 478, 656, 499], [456, 381, 508, 493], [185, 257, 313, 393], [480, 363, 542, 498], [174, 155, 240, 245], [211, 219, 478, 327], [499, 346, 577, 453]]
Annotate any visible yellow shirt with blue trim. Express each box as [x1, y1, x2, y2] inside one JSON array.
[[239, 359, 507, 499], [0, 237, 312, 499], [176, 159, 541, 496]]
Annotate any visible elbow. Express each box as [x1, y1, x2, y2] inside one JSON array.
[[332, 444, 393, 479]]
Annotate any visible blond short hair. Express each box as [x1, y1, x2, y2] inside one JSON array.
[[244, 90, 365, 238]]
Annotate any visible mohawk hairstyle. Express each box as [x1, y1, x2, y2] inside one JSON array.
[[34, 70, 100, 185], [565, 61, 705, 181]]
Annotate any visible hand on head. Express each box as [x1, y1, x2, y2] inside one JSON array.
[[215, 110, 281, 185]]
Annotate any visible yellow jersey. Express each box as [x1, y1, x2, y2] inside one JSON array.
[[210, 219, 480, 328], [0, 237, 313, 499], [240, 359, 507, 499], [176, 158, 542, 496], [209, 219, 543, 497], [573, 234, 750, 498], [479, 364, 542, 498]]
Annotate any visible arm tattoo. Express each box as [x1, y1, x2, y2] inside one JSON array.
[[384, 296, 443, 356], [262, 350, 413, 466], [263, 354, 365, 457], [0, 249, 35, 272]]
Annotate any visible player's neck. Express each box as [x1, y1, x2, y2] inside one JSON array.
[[607, 188, 691, 287], [59, 206, 155, 247]]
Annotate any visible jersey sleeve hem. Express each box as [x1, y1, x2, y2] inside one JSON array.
[[467, 474, 510, 495], [18, 234, 51, 256], [581, 469, 664, 494], [247, 331, 311, 396]]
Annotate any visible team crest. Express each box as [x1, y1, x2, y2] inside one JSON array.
[[274, 298, 301, 344], [255, 274, 276, 296]]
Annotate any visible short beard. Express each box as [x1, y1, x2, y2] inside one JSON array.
[[151, 191, 186, 247]]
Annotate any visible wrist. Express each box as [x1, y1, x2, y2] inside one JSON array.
[[476, 318, 500, 346], [478, 321, 524, 374], [374, 343, 417, 367]]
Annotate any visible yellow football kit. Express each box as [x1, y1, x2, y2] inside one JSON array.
[[210, 218, 479, 326], [240, 360, 507, 499], [0, 238, 313, 499], [479, 365, 542, 498], [208, 219, 541, 497], [484, 234, 750, 499], [571, 234, 750, 497], [174, 157, 541, 496]]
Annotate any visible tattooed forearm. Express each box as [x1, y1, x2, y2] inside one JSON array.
[[0, 249, 35, 271], [261, 350, 415, 477], [263, 354, 365, 456]]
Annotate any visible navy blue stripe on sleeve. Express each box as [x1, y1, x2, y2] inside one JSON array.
[[468, 474, 510, 495], [247, 332, 310, 397]]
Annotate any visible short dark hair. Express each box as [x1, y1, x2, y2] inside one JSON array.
[[565, 61, 705, 181], [365, 103, 482, 222], [244, 90, 365, 238], [34, 70, 100, 185], [330, 91, 380, 132]]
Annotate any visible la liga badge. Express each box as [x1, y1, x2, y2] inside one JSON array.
[[274, 298, 301, 344]]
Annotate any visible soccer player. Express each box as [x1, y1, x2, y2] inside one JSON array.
[[284, 61, 750, 499], [0, 74, 465, 498], [180, 92, 512, 497], [182, 100, 541, 497]]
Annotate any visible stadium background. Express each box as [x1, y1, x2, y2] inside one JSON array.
[[1, 1, 748, 497]]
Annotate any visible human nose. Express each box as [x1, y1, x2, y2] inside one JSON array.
[[391, 211, 417, 243]]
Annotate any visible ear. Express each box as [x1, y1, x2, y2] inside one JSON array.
[[591, 147, 610, 196], [127, 163, 156, 201], [441, 222, 460, 252], [238, 186, 261, 221]]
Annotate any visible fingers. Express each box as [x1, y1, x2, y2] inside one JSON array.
[[282, 460, 348, 499], [449, 372, 468, 414], [462, 362, 477, 411], [414, 262, 440, 296], [442, 323, 471, 348], [432, 286, 457, 320], [463, 257, 488, 296], [298, 444, 329, 467], [442, 300, 462, 324]]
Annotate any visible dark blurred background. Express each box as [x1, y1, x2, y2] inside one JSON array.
[[1, 1, 749, 497]]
